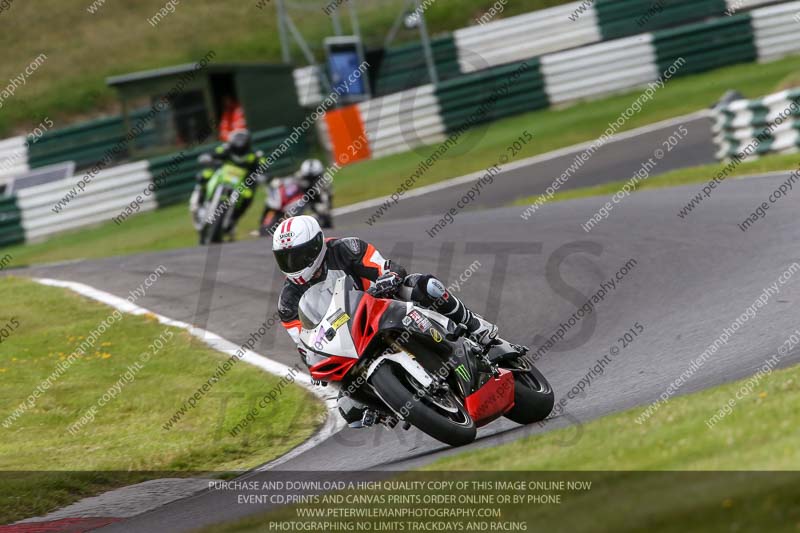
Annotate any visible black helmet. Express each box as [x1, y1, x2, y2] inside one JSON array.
[[229, 129, 252, 156]]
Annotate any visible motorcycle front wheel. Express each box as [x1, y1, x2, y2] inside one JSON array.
[[199, 190, 228, 245], [370, 362, 476, 447], [502, 358, 554, 425]]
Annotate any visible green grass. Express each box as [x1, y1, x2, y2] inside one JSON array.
[[206, 361, 800, 533], [0, 277, 325, 524], [513, 152, 800, 208], [0, 0, 571, 136], [3, 56, 800, 268], [430, 365, 800, 471]]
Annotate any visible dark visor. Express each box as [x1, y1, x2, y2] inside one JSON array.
[[273, 233, 324, 273]]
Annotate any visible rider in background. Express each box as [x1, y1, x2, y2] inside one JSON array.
[[273, 215, 499, 362], [210, 129, 267, 231], [296, 158, 333, 228]]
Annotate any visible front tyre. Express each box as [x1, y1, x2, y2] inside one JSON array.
[[199, 188, 227, 245], [370, 363, 476, 447], [200, 211, 226, 245], [503, 359, 554, 425]]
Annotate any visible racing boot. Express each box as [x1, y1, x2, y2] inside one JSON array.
[[337, 393, 373, 428], [465, 313, 499, 347], [405, 274, 499, 346]]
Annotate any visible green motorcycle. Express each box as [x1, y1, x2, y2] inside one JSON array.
[[198, 163, 248, 245]]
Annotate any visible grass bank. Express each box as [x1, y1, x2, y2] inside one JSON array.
[[0, 277, 324, 524], [0, 0, 570, 135]]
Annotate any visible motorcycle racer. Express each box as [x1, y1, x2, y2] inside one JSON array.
[[296, 158, 333, 228], [208, 129, 266, 231], [273, 215, 499, 361], [260, 159, 334, 235]]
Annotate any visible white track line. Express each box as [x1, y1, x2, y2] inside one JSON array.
[[34, 278, 345, 471], [332, 110, 713, 216]]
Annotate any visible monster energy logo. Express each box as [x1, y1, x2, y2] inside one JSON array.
[[454, 364, 470, 381]]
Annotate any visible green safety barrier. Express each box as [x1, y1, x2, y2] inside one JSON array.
[[596, 0, 727, 40], [374, 36, 461, 97], [27, 109, 159, 170], [0, 195, 24, 248], [652, 13, 757, 77], [435, 58, 549, 134]]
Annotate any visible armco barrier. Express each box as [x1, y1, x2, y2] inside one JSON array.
[[541, 34, 657, 104], [435, 59, 549, 132], [27, 109, 158, 171], [358, 84, 446, 160], [652, 13, 757, 77], [319, 1, 800, 165], [712, 88, 800, 160], [595, 0, 727, 40], [0, 126, 306, 245], [16, 161, 154, 241], [0, 136, 29, 182], [453, 2, 601, 74], [752, 1, 800, 61], [325, 59, 548, 162], [295, 0, 793, 106], [0, 195, 24, 247], [374, 36, 461, 96]]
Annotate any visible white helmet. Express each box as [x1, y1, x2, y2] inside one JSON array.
[[272, 215, 326, 285], [299, 159, 324, 178]]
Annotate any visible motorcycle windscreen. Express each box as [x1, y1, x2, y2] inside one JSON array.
[[298, 272, 337, 329]]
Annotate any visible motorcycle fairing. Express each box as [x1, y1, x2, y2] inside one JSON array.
[[351, 292, 392, 355], [299, 273, 360, 379], [205, 163, 246, 201], [309, 354, 358, 382], [464, 369, 515, 426], [266, 177, 307, 211], [297, 273, 510, 422]]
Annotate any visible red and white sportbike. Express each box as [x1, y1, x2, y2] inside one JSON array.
[[259, 177, 332, 237], [298, 273, 554, 447]]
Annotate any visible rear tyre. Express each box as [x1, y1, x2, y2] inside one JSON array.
[[503, 360, 554, 425], [370, 363, 476, 447]]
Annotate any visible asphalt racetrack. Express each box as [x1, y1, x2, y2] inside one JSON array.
[[16, 114, 800, 530]]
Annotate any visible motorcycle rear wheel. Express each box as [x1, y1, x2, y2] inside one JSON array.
[[371, 363, 476, 447]]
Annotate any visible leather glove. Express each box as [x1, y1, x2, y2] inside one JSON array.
[[369, 272, 403, 298]]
